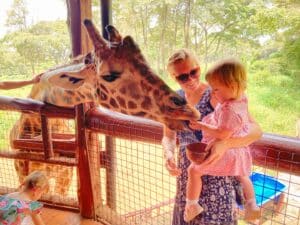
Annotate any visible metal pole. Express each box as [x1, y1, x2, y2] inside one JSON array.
[[100, 0, 112, 40]]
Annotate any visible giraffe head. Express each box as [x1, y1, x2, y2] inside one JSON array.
[[43, 20, 200, 130]]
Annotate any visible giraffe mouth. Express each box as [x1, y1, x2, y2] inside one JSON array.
[[163, 118, 193, 131]]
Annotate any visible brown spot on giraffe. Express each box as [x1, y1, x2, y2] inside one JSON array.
[[141, 96, 152, 110], [116, 96, 126, 108], [127, 101, 137, 109], [109, 98, 119, 109]]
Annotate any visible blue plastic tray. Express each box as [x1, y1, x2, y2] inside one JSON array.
[[250, 172, 287, 206]]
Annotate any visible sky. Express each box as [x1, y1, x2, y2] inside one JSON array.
[[0, 0, 67, 37]]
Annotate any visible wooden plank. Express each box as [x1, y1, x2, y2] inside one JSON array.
[[11, 133, 76, 157], [0, 151, 76, 166], [40, 114, 54, 159], [0, 95, 75, 118], [41, 207, 104, 225]]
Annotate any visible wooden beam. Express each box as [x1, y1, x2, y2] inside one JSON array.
[[80, 0, 93, 54], [67, 0, 93, 57], [75, 104, 95, 218]]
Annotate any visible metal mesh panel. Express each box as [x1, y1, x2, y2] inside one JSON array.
[[92, 121, 300, 225], [0, 109, 78, 208]]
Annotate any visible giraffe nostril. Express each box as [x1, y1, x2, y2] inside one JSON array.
[[170, 96, 187, 106]]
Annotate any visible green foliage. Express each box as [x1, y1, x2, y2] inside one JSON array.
[[0, 0, 299, 137], [5, 0, 28, 31], [1, 20, 70, 75]]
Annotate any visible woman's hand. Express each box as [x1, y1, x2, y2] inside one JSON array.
[[200, 139, 229, 167], [165, 158, 181, 176]]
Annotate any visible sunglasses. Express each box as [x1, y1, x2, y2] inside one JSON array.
[[175, 67, 200, 83]]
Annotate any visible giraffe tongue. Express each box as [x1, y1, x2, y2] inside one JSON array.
[[168, 109, 200, 120]]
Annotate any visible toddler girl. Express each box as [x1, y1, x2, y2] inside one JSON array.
[[0, 170, 49, 225], [184, 59, 260, 222]]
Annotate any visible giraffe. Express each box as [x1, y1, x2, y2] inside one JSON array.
[[9, 19, 200, 197], [43, 19, 200, 130]]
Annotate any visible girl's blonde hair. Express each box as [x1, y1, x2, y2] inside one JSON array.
[[205, 59, 247, 98], [167, 49, 199, 73], [22, 170, 49, 192]]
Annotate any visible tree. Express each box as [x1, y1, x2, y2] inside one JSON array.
[[5, 0, 28, 32]]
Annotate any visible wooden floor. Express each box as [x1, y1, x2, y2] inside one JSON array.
[[41, 208, 105, 225]]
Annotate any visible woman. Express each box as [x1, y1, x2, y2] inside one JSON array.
[[162, 49, 262, 225]]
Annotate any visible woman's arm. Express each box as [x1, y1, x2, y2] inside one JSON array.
[[162, 126, 176, 160], [221, 120, 262, 149], [201, 120, 262, 167], [162, 125, 181, 176]]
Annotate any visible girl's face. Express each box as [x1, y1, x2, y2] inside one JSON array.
[[32, 184, 49, 201], [209, 79, 237, 103], [170, 59, 200, 91]]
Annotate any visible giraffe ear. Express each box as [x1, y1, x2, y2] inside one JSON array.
[[84, 52, 94, 64], [122, 36, 140, 52], [48, 68, 87, 90]]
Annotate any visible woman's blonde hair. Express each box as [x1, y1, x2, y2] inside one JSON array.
[[22, 170, 49, 192], [167, 49, 199, 73], [205, 58, 247, 98]]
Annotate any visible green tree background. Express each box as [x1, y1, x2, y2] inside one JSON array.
[[0, 0, 299, 137]]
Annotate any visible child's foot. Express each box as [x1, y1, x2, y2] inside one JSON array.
[[244, 205, 261, 222], [184, 203, 203, 222]]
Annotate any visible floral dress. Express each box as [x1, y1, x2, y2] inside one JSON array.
[[172, 88, 239, 225], [0, 195, 43, 225]]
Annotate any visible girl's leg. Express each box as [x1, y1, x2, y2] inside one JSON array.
[[237, 176, 261, 221], [184, 164, 204, 222]]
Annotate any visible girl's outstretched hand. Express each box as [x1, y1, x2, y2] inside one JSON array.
[[165, 158, 181, 176], [200, 139, 228, 167], [189, 120, 204, 130]]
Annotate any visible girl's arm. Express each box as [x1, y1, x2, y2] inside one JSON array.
[[0, 74, 41, 90], [31, 213, 45, 225], [189, 120, 233, 140]]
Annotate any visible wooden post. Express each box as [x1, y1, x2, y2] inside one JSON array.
[[105, 136, 116, 209], [80, 0, 93, 54], [100, 0, 116, 210], [40, 114, 54, 159], [67, 0, 96, 218], [66, 0, 82, 57], [75, 104, 94, 218]]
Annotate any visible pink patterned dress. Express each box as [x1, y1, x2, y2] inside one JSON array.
[[197, 95, 252, 176]]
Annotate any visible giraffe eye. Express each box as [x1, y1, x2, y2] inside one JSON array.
[[101, 71, 121, 82], [170, 96, 187, 106]]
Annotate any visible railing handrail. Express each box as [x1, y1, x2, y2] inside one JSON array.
[[1, 96, 299, 174], [0, 95, 75, 118]]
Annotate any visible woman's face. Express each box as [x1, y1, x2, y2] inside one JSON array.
[[170, 59, 200, 92]]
